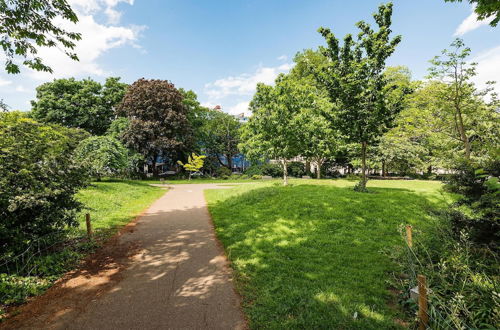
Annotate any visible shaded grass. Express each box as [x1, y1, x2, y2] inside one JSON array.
[[75, 179, 165, 234], [205, 180, 452, 329]]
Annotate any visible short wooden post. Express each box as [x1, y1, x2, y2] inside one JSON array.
[[417, 274, 429, 330], [406, 225, 413, 248], [85, 213, 92, 239]]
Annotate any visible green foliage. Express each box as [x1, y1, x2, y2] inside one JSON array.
[[75, 136, 128, 180], [202, 110, 241, 170], [388, 226, 498, 329], [287, 161, 306, 178], [0, 0, 81, 74], [106, 117, 130, 139], [0, 274, 52, 305], [241, 74, 319, 185], [177, 153, 206, 179], [31, 77, 128, 135], [0, 112, 88, 255], [251, 175, 263, 180], [117, 78, 192, 176], [179, 88, 212, 152], [445, 0, 500, 26], [444, 160, 499, 245], [316, 3, 403, 188], [216, 166, 232, 178], [428, 39, 499, 161]]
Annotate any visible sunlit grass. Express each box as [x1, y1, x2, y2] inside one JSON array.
[[205, 179, 453, 329], [76, 179, 165, 234]]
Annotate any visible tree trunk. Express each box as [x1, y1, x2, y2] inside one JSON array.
[[382, 160, 386, 177], [361, 141, 367, 189], [455, 104, 471, 160], [316, 159, 323, 179], [305, 160, 311, 176], [427, 165, 432, 175], [226, 154, 233, 172], [152, 156, 158, 178], [188, 172, 192, 180], [282, 159, 288, 186]]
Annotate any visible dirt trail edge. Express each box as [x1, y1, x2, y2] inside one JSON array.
[[3, 184, 247, 330]]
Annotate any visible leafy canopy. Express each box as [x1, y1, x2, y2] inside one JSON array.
[[445, 0, 500, 26], [0, 0, 81, 74], [117, 78, 192, 175], [177, 153, 206, 173], [75, 136, 128, 179], [31, 77, 128, 135]]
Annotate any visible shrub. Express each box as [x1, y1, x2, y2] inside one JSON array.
[[345, 173, 360, 181], [75, 136, 129, 180], [216, 166, 232, 177], [0, 112, 89, 256], [244, 165, 264, 176], [387, 224, 498, 329], [287, 161, 305, 178], [230, 174, 242, 180], [262, 163, 283, 177], [444, 160, 499, 245], [251, 175, 262, 180]]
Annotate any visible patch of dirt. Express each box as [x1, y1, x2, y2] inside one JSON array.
[[0, 218, 143, 330]]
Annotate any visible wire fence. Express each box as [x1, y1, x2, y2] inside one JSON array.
[[0, 230, 88, 310]]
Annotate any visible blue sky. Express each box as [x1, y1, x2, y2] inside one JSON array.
[[1, 0, 499, 113]]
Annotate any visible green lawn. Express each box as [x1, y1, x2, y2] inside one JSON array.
[[76, 179, 166, 234], [205, 179, 453, 329]]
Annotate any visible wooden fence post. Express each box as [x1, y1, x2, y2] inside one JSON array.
[[406, 225, 413, 248], [417, 274, 428, 330], [86, 213, 92, 239]]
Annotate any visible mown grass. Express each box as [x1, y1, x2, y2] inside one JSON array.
[[75, 179, 165, 234], [205, 179, 453, 329]]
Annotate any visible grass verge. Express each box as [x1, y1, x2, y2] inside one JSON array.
[[205, 179, 452, 329], [0, 180, 164, 318]]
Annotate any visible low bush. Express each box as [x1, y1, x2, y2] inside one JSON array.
[[387, 223, 498, 329], [216, 166, 232, 178], [444, 160, 499, 246], [251, 175, 262, 180], [0, 112, 89, 257], [345, 173, 361, 181], [287, 161, 305, 178]]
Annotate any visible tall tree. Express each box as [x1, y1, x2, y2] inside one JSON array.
[[445, 0, 500, 26], [315, 2, 402, 190], [117, 78, 192, 177], [75, 136, 128, 181], [428, 38, 498, 162], [203, 110, 241, 170], [31, 77, 128, 135], [0, 0, 81, 74], [240, 74, 312, 186], [291, 49, 344, 179], [178, 88, 211, 152]]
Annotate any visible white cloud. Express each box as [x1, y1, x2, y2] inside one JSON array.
[[15, 85, 27, 92], [454, 6, 494, 36], [227, 101, 250, 116], [472, 45, 500, 92], [277, 55, 288, 61], [69, 0, 134, 24], [204, 63, 293, 101], [0, 77, 12, 87], [29, 0, 143, 80]]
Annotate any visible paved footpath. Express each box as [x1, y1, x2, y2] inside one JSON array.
[[12, 184, 247, 330]]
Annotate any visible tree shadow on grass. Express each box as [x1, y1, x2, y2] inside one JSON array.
[[208, 184, 449, 329]]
